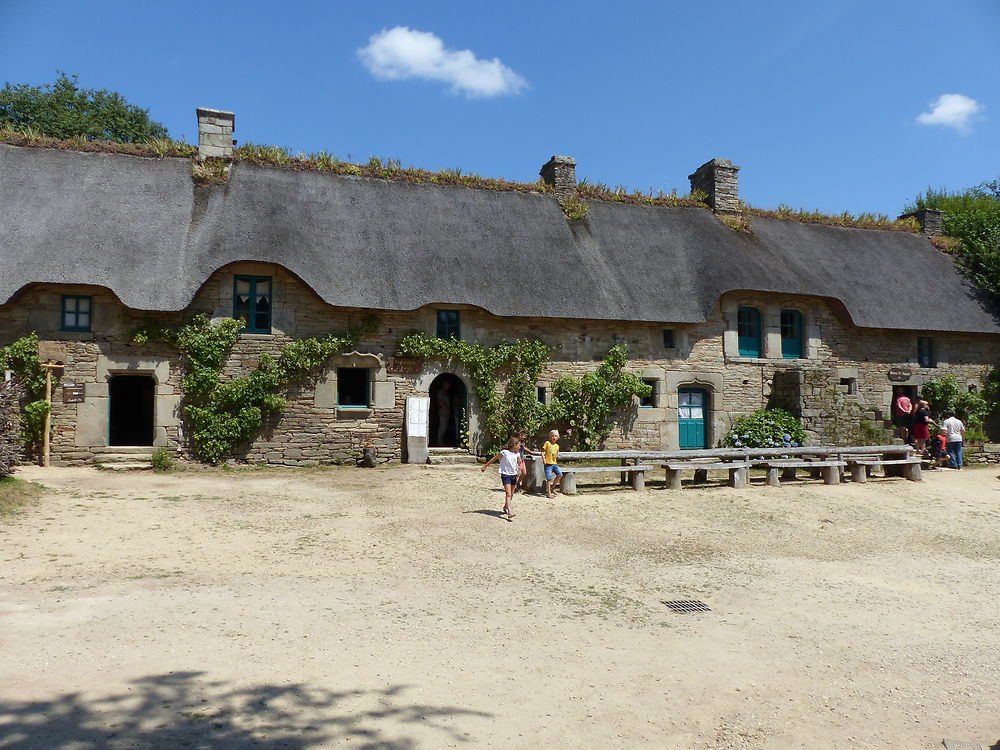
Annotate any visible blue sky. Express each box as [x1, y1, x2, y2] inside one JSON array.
[[2, 0, 997, 216]]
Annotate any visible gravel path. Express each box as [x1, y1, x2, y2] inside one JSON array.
[[1, 464, 998, 749]]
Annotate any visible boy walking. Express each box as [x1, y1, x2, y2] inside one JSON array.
[[941, 410, 966, 469], [542, 429, 563, 498]]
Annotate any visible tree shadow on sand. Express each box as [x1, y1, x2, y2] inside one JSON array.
[[0, 672, 491, 749]]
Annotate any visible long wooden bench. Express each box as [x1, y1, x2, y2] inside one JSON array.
[[758, 459, 846, 486], [661, 461, 752, 489], [560, 465, 655, 494]]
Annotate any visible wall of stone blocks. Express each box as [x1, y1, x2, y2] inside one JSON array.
[[2, 263, 999, 465]]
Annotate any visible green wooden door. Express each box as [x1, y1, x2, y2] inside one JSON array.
[[678, 388, 708, 449]]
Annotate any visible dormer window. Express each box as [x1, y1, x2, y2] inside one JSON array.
[[234, 276, 272, 334]]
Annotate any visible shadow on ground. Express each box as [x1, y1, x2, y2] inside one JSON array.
[[0, 671, 490, 749]]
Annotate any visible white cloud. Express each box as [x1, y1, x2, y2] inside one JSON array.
[[916, 93, 984, 134], [358, 26, 528, 98]]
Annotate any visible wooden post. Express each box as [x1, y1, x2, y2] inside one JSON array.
[[42, 361, 53, 467]]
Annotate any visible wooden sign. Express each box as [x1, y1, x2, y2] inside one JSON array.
[[387, 357, 422, 375], [888, 367, 912, 382], [62, 384, 85, 404], [37, 342, 68, 363]]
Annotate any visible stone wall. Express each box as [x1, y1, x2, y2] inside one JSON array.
[[2, 262, 998, 465]]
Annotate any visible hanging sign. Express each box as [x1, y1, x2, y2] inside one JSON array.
[[387, 357, 422, 375], [887, 367, 912, 382]]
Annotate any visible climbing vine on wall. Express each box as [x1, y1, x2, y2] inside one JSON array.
[[0, 332, 52, 455], [544, 345, 652, 451], [133, 314, 378, 464], [396, 334, 651, 453]]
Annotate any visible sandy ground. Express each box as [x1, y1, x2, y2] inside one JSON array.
[[1, 463, 998, 750]]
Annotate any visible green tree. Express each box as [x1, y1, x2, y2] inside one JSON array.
[[0, 72, 168, 143], [907, 179, 1000, 300]]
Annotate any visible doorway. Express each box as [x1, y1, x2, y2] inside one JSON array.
[[678, 388, 708, 449], [429, 373, 467, 447], [109, 375, 155, 446]]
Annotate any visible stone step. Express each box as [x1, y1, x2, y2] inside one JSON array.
[[96, 461, 153, 471], [95, 453, 154, 464], [427, 447, 470, 455], [92, 446, 157, 454], [426, 454, 480, 466]]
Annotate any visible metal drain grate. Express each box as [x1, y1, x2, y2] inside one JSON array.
[[662, 600, 711, 613]]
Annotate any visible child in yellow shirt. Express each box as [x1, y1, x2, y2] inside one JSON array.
[[542, 429, 563, 498]]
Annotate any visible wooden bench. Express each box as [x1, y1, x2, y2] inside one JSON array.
[[845, 457, 922, 482], [560, 465, 655, 494], [661, 461, 752, 489], [758, 459, 846, 486]]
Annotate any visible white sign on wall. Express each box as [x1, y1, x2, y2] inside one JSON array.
[[406, 396, 429, 438]]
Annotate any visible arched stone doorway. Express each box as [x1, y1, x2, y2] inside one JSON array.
[[429, 373, 467, 447]]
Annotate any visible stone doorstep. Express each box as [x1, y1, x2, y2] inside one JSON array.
[[96, 461, 152, 472]]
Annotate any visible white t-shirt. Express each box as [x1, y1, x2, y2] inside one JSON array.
[[498, 449, 521, 476], [942, 416, 965, 442]]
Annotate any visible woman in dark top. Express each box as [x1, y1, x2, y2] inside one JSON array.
[[910, 398, 935, 455]]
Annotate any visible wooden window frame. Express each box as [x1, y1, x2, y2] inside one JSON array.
[[779, 309, 803, 359], [737, 307, 762, 358], [436, 309, 461, 340], [61, 295, 92, 332], [233, 275, 273, 334]]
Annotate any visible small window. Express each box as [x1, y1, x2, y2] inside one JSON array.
[[536, 386, 547, 404], [917, 337, 935, 368], [61, 295, 92, 331], [639, 379, 657, 407], [839, 377, 857, 395], [337, 368, 369, 407], [436, 309, 460, 339], [737, 307, 761, 358], [662, 329, 675, 348], [780, 309, 803, 359], [233, 276, 272, 334]]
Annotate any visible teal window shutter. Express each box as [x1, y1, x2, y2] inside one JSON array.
[[780, 309, 803, 359], [737, 307, 761, 357]]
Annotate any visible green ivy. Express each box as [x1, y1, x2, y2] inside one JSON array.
[[396, 332, 550, 452], [134, 314, 378, 464], [723, 408, 806, 449], [544, 345, 652, 451], [0, 333, 52, 452]]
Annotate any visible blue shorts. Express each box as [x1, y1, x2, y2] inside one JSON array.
[[501, 473, 518, 486], [544, 464, 563, 480]]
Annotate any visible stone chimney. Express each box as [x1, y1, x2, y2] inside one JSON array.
[[898, 208, 944, 236], [540, 155, 577, 201], [688, 158, 741, 214], [196, 107, 236, 160]]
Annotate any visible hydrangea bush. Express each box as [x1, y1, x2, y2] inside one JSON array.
[[723, 408, 806, 449]]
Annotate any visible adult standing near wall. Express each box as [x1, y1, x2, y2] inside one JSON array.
[[910, 398, 935, 456], [892, 387, 913, 443], [941, 410, 966, 470]]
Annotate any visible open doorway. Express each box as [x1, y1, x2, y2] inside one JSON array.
[[109, 375, 155, 446], [429, 373, 467, 448]]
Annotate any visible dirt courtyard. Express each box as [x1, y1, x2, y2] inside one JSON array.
[[1, 463, 998, 749]]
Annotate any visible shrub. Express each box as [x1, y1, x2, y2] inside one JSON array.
[[0, 379, 23, 477], [921, 374, 993, 427], [723, 408, 806, 449], [150, 448, 174, 472]]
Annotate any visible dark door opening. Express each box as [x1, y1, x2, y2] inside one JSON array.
[[109, 375, 155, 446], [429, 373, 467, 448]]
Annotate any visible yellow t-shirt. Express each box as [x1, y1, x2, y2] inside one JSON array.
[[543, 440, 559, 465]]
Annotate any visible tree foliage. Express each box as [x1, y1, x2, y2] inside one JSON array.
[[920, 374, 993, 428], [0, 333, 51, 454], [908, 179, 1000, 301], [0, 72, 168, 143]]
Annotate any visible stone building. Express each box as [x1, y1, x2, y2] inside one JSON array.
[[2, 108, 998, 466]]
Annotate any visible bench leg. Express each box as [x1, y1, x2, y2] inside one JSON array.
[[632, 470, 645, 491], [850, 464, 867, 483], [729, 467, 747, 489], [904, 462, 923, 481], [561, 472, 577, 496], [665, 469, 682, 490], [822, 465, 839, 485], [767, 467, 780, 487], [532, 458, 546, 492], [693, 469, 709, 484], [781, 467, 796, 481]]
